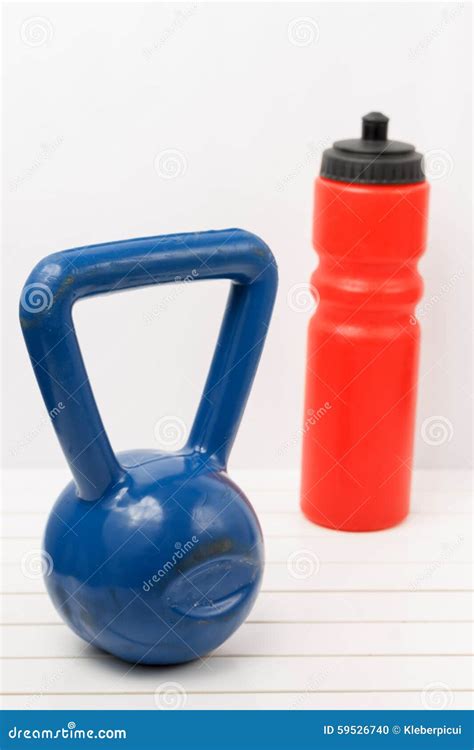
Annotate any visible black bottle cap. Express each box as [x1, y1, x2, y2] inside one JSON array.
[[320, 112, 425, 185]]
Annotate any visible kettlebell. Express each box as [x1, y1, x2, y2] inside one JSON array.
[[19, 229, 278, 665]]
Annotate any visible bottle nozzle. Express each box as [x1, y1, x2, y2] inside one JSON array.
[[362, 112, 389, 141], [320, 112, 424, 184]]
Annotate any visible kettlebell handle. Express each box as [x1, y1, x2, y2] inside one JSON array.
[[20, 229, 278, 500]]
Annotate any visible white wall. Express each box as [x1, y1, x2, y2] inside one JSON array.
[[4, 2, 472, 471]]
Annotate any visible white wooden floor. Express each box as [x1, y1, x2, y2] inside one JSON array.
[[1, 468, 472, 710]]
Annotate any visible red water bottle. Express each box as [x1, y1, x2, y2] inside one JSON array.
[[301, 113, 429, 531]]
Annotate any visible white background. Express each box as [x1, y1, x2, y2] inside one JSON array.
[[3, 1, 472, 472]]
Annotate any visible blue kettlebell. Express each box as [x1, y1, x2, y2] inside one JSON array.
[[20, 229, 277, 664]]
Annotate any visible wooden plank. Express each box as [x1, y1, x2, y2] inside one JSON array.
[[411, 471, 472, 493], [260, 513, 468, 537], [0, 594, 61, 624], [1, 622, 471, 659], [1, 656, 471, 693], [220, 622, 473, 657], [1, 691, 472, 711], [2, 591, 471, 625], [1, 468, 470, 714], [2, 561, 471, 595], [252, 591, 472, 622], [2, 469, 472, 514], [410, 491, 472, 514], [249, 490, 472, 515], [227, 469, 471, 494], [1, 590, 448, 626], [260, 563, 472, 591], [2, 490, 471, 516], [1, 531, 470, 568], [2, 510, 469, 539]]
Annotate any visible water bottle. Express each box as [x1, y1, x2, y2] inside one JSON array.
[[301, 112, 429, 531]]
